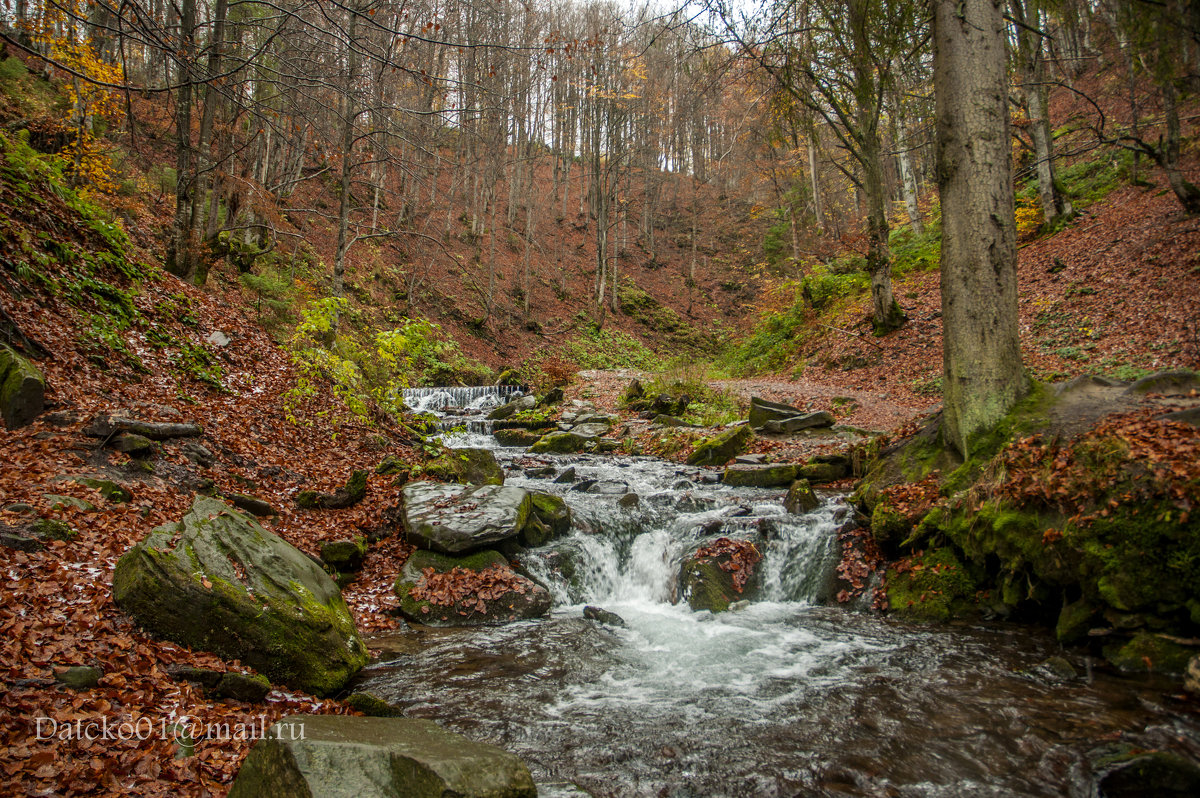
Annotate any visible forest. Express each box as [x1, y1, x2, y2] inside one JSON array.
[[1, 0, 1199, 796]]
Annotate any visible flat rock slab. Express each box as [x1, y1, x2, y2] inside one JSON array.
[[402, 481, 531, 554], [229, 715, 536, 798], [722, 464, 800, 488]]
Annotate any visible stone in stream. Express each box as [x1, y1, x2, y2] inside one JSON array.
[[529, 431, 590, 454], [678, 538, 763, 613], [784, 479, 820, 514], [747, 396, 805, 430], [567, 421, 611, 439], [393, 549, 551, 626], [686, 424, 753, 467], [228, 715, 537, 798], [1089, 744, 1200, 798], [583, 605, 627, 627], [421, 448, 504, 486], [587, 481, 629, 495], [0, 343, 45, 429], [487, 394, 538, 421], [721, 464, 800, 488], [762, 411, 836, 435], [402, 481, 533, 554], [524, 466, 556, 478], [112, 496, 369, 696], [493, 428, 543, 447], [553, 466, 577, 484], [522, 492, 571, 546]]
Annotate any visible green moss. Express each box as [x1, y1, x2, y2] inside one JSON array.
[[870, 499, 910, 548], [885, 548, 977, 622], [686, 425, 753, 467], [1103, 631, 1196, 674], [529, 432, 590, 454], [30, 518, 76, 541]]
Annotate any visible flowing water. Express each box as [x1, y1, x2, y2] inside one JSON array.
[[357, 391, 1200, 797]]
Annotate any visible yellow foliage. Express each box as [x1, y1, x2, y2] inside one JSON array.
[[1015, 198, 1042, 239]]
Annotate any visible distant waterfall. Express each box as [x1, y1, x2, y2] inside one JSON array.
[[403, 385, 524, 434]]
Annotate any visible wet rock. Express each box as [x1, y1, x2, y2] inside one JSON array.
[[553, 466, 577, 484], [488, 394, 538, 420], [112, 432, 155, 458], [583, 606, 627, 627], [393, 549, 551, 626], [493, 428, 542, 447], [587, 481, 629, 495], [618, 493, 640, 509], [54, 665, 103, 690], [571, 479, 598, 492], [402, 481, 532, 554], [686, 425, 753, 467], [1033, 656, 1078, 682], [296, 470, 368, 509], [112, 496, 369, 695], [0, 344, 45, 429], [798, 459, 847, 484], [1091, 744, 1200, 798], [525, 466, 556, 478], [762, 411, 837, 435], [728, 600, 751, 612], [748, 396, 804, 430], [423, 448, 505, 486], [1186, 655, 1200, 696], [228, 715, 537, 798], [734, 454, 767, 465], [679, 539, 762, 613], [530, 431, 590, 454], [321, 537, 368, 573], [226, 493, 276, 518], [215, 672, 271, 703], [524, 492, 571, 545], [1056, 598, 1097, 645], [344, 691, 405, 717], [1102, 631, 1196, 674], [784, 480, 820, 514], [721, 464, 799, 488]]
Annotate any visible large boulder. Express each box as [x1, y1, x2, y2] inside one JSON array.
[[762, 411, 836, 435], [529, 431, 590, 454], [521, 492, 572, 546], [492, 428, 542, 447], [748, 396, 803, 430], [487, 394, 537, 421], [228, 715, 536, 798], [721, 464, 800, 488], [112, 497, 368, 696], [393, 549, 551, 626], [678, 537, 763, 612], [687, 425, 753, 467], [0, 344, 45, 429], [402, 481, 532, 554], [422, 447, 504, 486]]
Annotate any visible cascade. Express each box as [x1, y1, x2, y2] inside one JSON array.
[[402, 384, 523, 433]]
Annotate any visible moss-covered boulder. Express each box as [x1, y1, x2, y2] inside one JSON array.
[[747, 396, 802, 430], [112, 496, 369, 695], [70, 477, 132, 503], [0, 343, 45, 429], [1102, 631, 1197, 674], [393, 549, 551, 626], [884, 548, 978, 622], [529, 431, 590, 454], [493, 428, 543, 447], [321, 536, 368, 573], [721, 464, 799, 488], [402, 481, 532, 554], [296, 470, 368, 509], [678, 538, 763, 612], [687, 425, 753, 467], [798, 459, 847, 484], [423, 447, 504, 486], [521, 492, 572, 547], [488, 395, 537, 421], [784, 480, 820, 514], [1091, 744, 1200, 797], [229, 715, 537, 798]]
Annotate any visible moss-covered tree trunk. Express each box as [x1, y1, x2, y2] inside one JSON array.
[[933, 0, 1028, 457]]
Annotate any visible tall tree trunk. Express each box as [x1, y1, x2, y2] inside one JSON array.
[[333, 4, 360, 298], [934, 0, 1029, 457], [188, 0, 228, 286], [1160, 77, 1200, 213], [166, 0, 197, 282], [807, 132, 822, 233]]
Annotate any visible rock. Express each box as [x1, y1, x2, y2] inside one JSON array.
[[4, 502, 35, 514], [583, 606, 626, 627], [423, 448, 504, 486], [1056, 598, 1097, 645], [652, 414, 696, 428], [296, 470, 368, 509], [83, 414, 202, 440], [595, 438, 622, 454], [496, 369, 522, 387], [111, 432, 155, 458], [345, 692, 405, 717], [0, 529, 43, 552], [493, 428, 542, 447], [375, 455, 407, 476], [568, 422, 610, 439], [1186, 655, 1200, 696], [734, 454, 767, 465], [538, 387, 565, 406], [227, 493, 276, 518], [798, 459, 847, 483], [618, 493, 640, 509], [1125, 370, 1200, 396], [721, 464, 799, 488], [679, 541, 762, 613], [649, 394, 690, 416], [321, 537, 368, 572], [181, 441, 215, 467], [228, 715, 537, 798], [1102, 631, 1196, 674], [166, 665, 223, 688], [1092, 745, 1200, 798], [522, 492, 571, 546], [393, 549, 551, 626], [488, 394, 538, 421], [762, 411, 837, 435], [553, 467, 577, 484], [571, 479, 598, 492], [784, 480, 820, 513], [747, 396, 804, 430], [205, 330, 232, 347], [54, 665, 104, 690], [112, 496, 369, 695], [686, 425, 753, 467], [525, 466, 556, 478], [70, 477, 132, 503], [622, 379, 645, 403], [1035, 656, 1078, 682], [1162, 407, 1200, 427], [30, 518, 75, 541], [215, 672, 271, 703], [529, 431, 590, 454], [0, 344, 45, 429], [401, 481, 532, 554], [588, 481, 629, 495], [42, 494, 95, 512]]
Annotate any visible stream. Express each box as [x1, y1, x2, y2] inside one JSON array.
[[358, 389, 1200, 797]]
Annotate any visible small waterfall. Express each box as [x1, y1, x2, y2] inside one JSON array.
[[403, 385, 523, 435]]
